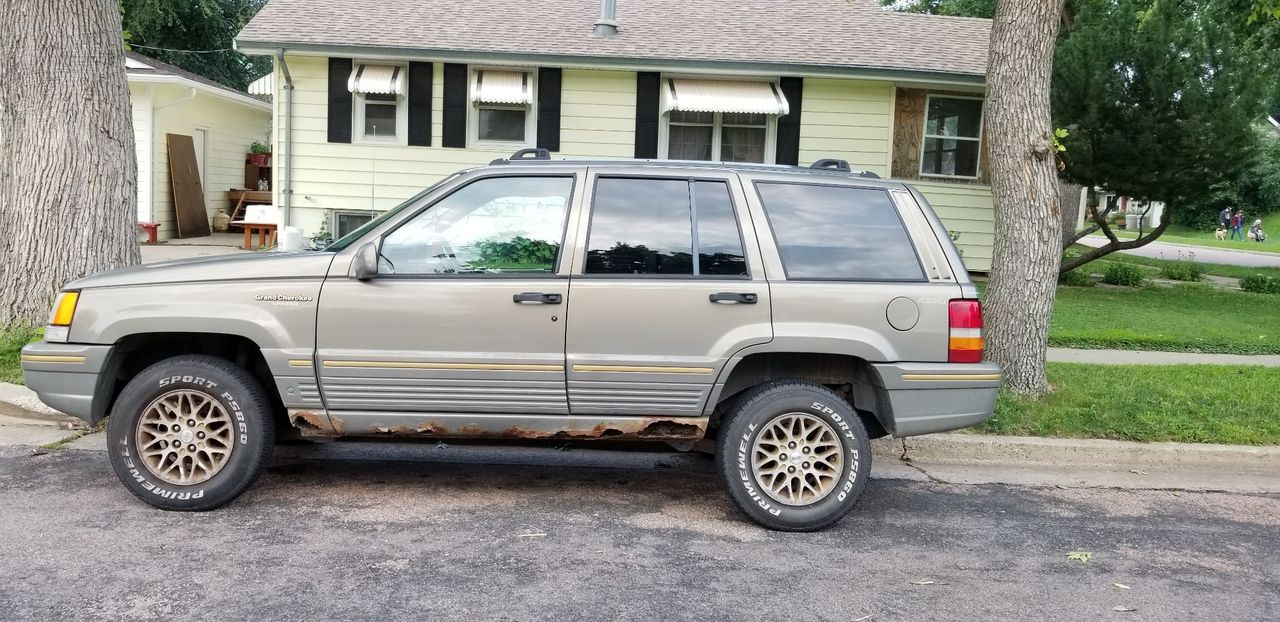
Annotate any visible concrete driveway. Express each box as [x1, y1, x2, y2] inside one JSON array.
[[0, 442, 1275, 621], [1078, 237, 1280, 268]]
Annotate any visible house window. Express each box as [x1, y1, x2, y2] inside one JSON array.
[[470, 70, 535, 146], [349, 64, 407, 143], [659, 78, 788, 164], [920, 96, 983, 179]]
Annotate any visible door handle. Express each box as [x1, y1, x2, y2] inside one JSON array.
[[513, 292, 562, 304], [709, 292, 758, 304]]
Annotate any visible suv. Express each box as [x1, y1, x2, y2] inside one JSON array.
[[22, 153, 1000, 531]]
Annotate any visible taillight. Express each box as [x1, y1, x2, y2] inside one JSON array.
[[948, 299, 984, 363]]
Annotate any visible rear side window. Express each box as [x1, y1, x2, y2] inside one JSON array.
[[585, 177, 748, 276], [755, 183, 924, 281]]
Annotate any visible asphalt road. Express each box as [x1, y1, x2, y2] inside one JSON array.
[[0, 442, 1276, 621], [1077, 237, 1280, 268]]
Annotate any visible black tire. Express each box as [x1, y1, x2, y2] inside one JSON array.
[[107, 355, 275, 511], [717, 380, 871, 531]]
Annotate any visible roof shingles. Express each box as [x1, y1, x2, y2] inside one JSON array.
[[237, 0, 991, 78]]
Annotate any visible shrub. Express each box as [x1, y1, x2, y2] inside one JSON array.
[[1159, 261, 1203, 282], [1059, 268, 1095, 287], [1102, 262, 1145, 286], [1240, 274, 1280, 295]]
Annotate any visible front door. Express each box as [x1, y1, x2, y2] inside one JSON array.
[[315, 174, 578, 432], [563, 170, 773, 418]]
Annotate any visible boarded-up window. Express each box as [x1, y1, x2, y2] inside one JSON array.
[[892, 88, 990, 184]]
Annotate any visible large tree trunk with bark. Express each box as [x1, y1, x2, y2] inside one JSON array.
[[983, 0, 1066, 396], [1059, 181, 1083, 250], [0, 0, 140, 327]]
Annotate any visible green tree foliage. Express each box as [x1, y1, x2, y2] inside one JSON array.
[[122, 0, 269, 90], [880, 0, 996, 17], [1054, 0, 1276, 251]]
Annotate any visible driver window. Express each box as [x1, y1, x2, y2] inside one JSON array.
[[379, 176, 573, 276]]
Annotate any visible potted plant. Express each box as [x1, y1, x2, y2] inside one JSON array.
[[247, 141, 271, 166]]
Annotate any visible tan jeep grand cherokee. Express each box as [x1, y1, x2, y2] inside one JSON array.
[[22, 152, 1001, 531]]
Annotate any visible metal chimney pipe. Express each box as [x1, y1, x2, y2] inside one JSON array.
[[593, 0, 618, 37]]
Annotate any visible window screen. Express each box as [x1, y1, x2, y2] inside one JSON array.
[[586, 178, 747, 276], [756, 183, 924, 281]]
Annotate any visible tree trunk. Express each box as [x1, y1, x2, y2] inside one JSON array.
[[0, 0, 140, 327], [982, 0, 1066, 396], [1059, 181, 1083, 250]]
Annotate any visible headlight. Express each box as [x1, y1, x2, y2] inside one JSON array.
[[45, 291, 79, 343]]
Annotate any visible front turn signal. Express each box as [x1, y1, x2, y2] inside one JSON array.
[[50, 291, 80, 326]]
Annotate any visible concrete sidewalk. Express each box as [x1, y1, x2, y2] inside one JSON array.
[[1047, 347, 1280, 366], [1078, 236, 1280, 268]]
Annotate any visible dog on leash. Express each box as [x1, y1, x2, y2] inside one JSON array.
[[1215, 228, 1228, 240]]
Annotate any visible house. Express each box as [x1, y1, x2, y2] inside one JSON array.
[[126, 52, 272, 240], [236, 0, 996, 269]]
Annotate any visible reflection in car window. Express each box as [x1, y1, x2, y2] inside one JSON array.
[[379, 176, 573, 275], [693, 181, 747, 276], [756, 183, 924, 281], [586, 178, 747, 276]]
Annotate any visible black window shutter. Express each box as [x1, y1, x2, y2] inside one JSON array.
[[327, 58, 353, 144], [407, 62, 433, 147], [442, 63, 468, 148], [775, 77, 804, 165], [634, 72, 661, 159], [536, 67, 562, 152]]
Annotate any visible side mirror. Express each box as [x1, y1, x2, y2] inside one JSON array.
[[351, 240, 380, 281]]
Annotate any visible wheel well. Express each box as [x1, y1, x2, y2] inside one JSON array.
[[95, 333, 288, 433], [714, 352, 892, 438]]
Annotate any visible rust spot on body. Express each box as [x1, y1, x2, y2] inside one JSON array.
[[289, 409, 338, 436], [322, 414, 709, 442]]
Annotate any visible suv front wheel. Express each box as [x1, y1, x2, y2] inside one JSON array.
[[107, 355, 275, 511], [717, 381, 871, 531]]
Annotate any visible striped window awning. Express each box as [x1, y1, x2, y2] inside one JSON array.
[[472, 70, 533, 105], [347, 64, 404, 95], [661, 79, 790, 116], [247, 73, 273, 96]]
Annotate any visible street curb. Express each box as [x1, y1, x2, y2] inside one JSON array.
[[0, 382, 83, 427], [872, 433, 1280, 473]]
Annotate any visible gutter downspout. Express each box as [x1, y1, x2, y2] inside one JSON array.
[[276, 50, 294, 229]]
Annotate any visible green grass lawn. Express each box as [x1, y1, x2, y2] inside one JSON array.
[[1091, 210, 1279, 254], [1050, 283, 1280, 355], [1089, 251, 1280, 281], [979, 363, 1280, 445], [0, 329, 37, 385]]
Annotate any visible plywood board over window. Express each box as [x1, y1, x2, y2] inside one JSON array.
[[166, 133, 211, 238], [891, 88, 990, 185]]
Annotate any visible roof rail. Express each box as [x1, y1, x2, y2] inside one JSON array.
[[490, 148, 552, 165], [808, 158, 881, 179]]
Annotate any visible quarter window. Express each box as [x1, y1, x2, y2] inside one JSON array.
[[379, 176, 573, 276], [586, 178, 747, 276], [921, 96, 983, 178], [756, 183, 924, 281]]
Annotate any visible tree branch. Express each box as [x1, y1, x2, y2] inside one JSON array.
[[1062, 200, 1116, 250], [1059, 215, 1172, 273]]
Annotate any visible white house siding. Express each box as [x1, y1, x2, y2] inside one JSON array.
[[149, 84, 270, 240], [912, 181, 994, 272], [128, 84, 153, 223], [796, 78, 894, 177], [275, 56, 638, 235]]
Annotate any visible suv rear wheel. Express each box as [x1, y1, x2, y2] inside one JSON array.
[[107, 355, 275, 511], [717, 380, 871, 531]]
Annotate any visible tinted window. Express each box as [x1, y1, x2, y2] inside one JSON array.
[[693, 181, 747, 276], [380, 176, 572, 275], [586, 178, 747, 276], [756, 183, 924, 281]]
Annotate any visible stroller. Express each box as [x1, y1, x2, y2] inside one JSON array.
[[1248, 219, 1267, 242]]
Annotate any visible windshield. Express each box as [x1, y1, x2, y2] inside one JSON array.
[[323, 173, 462, 252]]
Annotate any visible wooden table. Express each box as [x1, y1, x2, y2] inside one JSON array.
[[226, 189, 273, 225], [231, 221, 277, 249]]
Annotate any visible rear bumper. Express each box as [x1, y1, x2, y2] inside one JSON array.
[[871, 361, 1002, 437], [19, 342, 113, 422]]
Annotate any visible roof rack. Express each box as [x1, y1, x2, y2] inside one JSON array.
[[808, 158, 880, 178], [490, 148, 552, 165]]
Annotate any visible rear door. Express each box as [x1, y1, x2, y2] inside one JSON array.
[[562, 169, 772, 417]]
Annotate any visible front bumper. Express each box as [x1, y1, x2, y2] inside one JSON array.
[[871, 361, 1003, 437], [19, 342, 113, 422]]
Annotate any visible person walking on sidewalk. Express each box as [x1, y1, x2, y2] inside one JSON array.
[[1220, 206, 1233, 230], [1231, 210, 1245, 240]]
